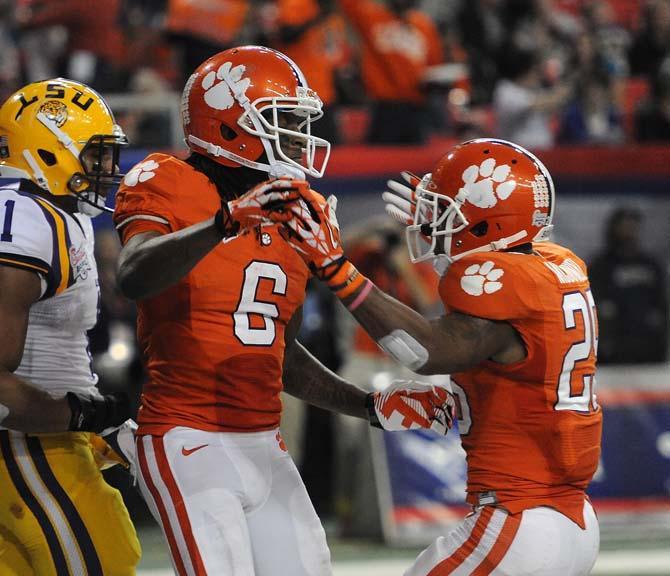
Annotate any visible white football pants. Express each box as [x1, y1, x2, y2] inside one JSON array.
[[136, 427, 332, 576], [405, 500, 599, 576]]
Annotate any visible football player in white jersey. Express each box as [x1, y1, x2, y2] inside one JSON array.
[[0, 79, 140, 575]]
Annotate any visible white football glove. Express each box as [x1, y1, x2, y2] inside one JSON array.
[[93, 419, 138, 476], [383, 171, 424, 225], [282, 189, 344, 271], [366, 380, 455, 435], [383, 170, 440, 230], [215, 178, 309, 237]]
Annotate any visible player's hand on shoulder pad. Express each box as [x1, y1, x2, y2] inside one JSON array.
[[67, 391, 131, 434], [281, 189, 344, 274], [366, 380, 455, 435], [215, 178, 310, 237]]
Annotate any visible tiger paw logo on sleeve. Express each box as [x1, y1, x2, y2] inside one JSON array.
[[124, 160, 159, 186], [460, 261, 504, 296]]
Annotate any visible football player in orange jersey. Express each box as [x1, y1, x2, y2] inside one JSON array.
[[264, 138, 602, 575], [113, 45, 454, 576]]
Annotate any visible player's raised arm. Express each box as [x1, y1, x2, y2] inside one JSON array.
[[0, 266, 128, 433], [273, 189, 523, 375], [344, 287, 523, 375]]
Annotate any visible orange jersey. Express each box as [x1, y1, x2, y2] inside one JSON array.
[[113, 154, 309, 435], [439, 243, 602, 528], [339, 0, 443, 103]]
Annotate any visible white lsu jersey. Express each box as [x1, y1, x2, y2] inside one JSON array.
[[0, 183, 100, 399]]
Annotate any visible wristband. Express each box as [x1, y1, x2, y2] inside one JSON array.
[[66, 392, 130, 433], [348, 279, 373, 311], [67, 391, 88, 431], [365, 393, 382, 429], [326, 260, 368, 300]]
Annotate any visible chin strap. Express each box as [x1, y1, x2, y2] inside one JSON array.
[[187, 135, 306, 180], [432, 255, 450, 276], [534, 224, 554, 242], [188, 135, 273, 173], [37, 112, 81, 159], [450, 230, 529, 263], [22, 150, 50, 191]]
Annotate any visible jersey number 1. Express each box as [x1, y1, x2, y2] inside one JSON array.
[[234, 261, 287, 346], [555, 290, 598, 412], [1, 199, 15, 242]]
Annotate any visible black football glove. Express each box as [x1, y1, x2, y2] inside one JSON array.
[[66, 392, 131, 433]]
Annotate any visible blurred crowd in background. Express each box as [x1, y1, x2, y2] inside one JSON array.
[[2, 0, 667, 535], [2, 0, 670, 147]]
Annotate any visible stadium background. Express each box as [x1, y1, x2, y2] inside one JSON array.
[[5, 0, 669, 574]]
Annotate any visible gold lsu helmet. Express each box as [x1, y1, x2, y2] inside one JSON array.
[[0, 78, 128, 216]]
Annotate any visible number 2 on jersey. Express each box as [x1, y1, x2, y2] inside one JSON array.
[[1, 199, 15, 242], [234, 261, 287, 346], [555, 289, 598, 412]]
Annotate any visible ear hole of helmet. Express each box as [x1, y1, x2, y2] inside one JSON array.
[[220, 124, 238, 141], [469, 220, 489, 237], [38, 149, 57, 166], [68, 173, 89, 193]]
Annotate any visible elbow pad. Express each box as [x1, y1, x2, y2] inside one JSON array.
[[377, 330, 429, 371]]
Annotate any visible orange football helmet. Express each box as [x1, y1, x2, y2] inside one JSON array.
[[407, 139, 555, 263], [181, 45, 330, 178]]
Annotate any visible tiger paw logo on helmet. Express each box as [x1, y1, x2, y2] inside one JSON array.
[[461, 158, 517, 209], [124, 160, 159, 186], [202, 62, 251, 111], [460, 261, 504, 296]]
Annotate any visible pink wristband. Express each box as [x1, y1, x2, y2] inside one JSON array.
[[348, 279, 374, 311]]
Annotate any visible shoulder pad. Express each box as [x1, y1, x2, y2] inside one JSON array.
[[114, 153, 186, 230], [123, 153, 183, 186], [439, 252, 540, 320], [0, 189, 71, 298]]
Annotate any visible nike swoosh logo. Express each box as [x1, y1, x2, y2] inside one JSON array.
[[181, 444, 208, 456]]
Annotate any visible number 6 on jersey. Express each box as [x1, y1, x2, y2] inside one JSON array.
[[234, 260, 287, 346]]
